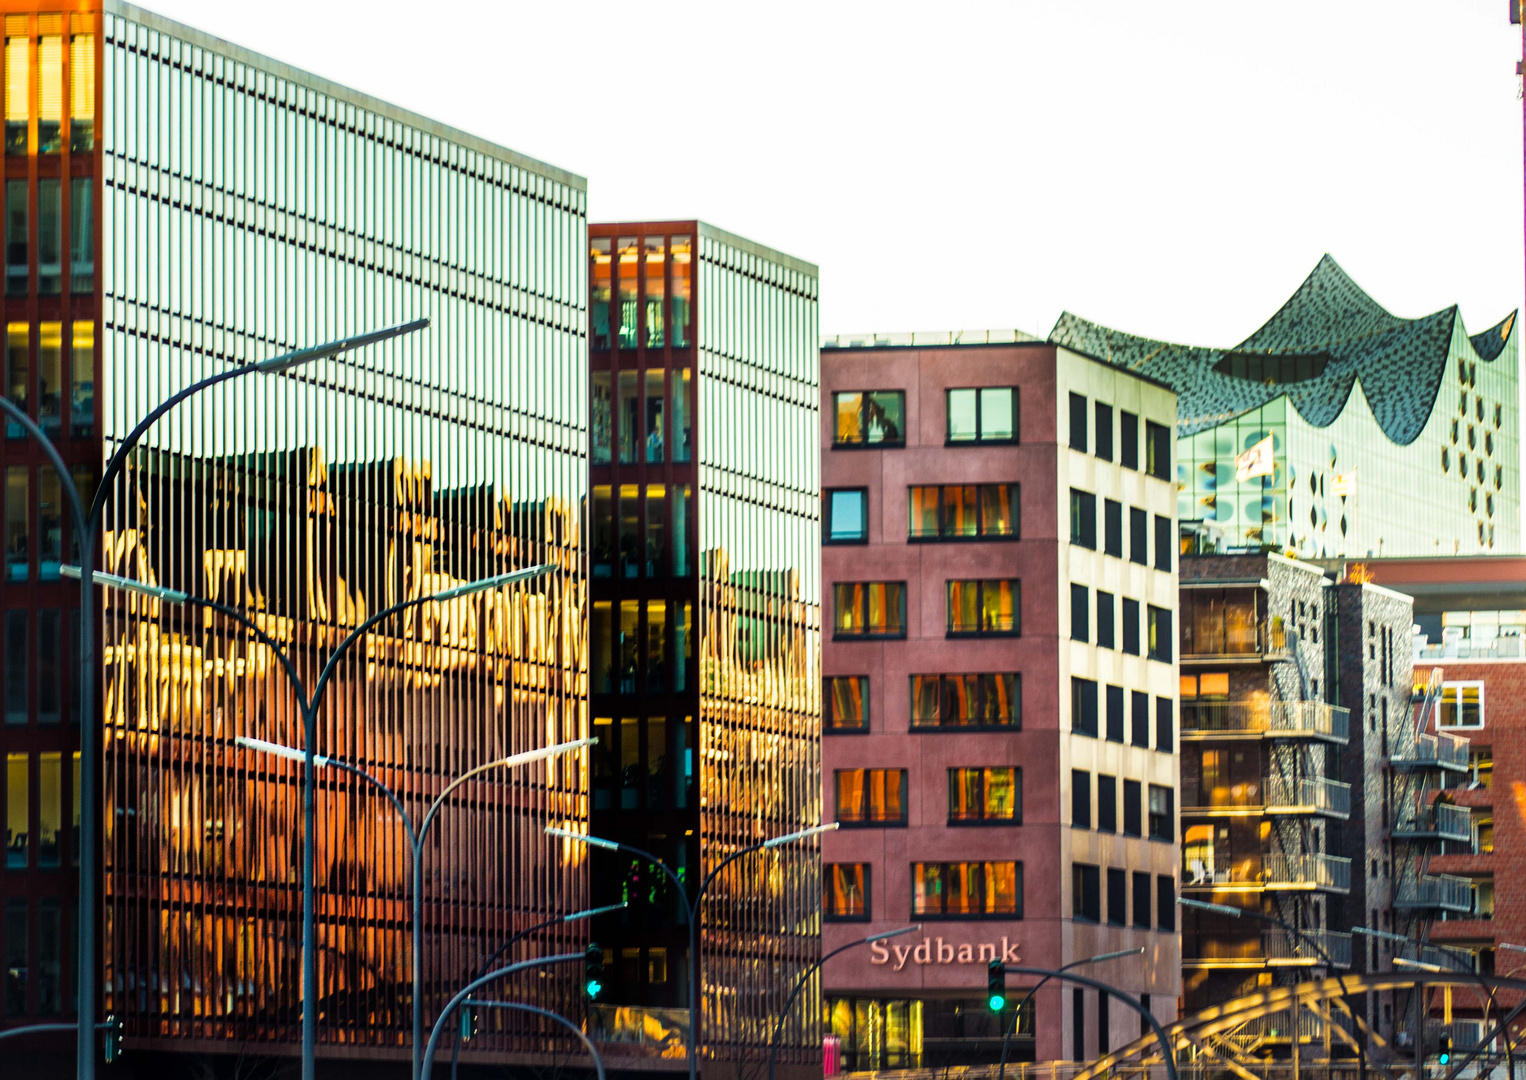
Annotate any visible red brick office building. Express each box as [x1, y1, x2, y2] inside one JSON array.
[[819, 332, 1181, 1068]]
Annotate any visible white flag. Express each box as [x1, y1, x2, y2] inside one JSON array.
[[1235, 436, 1275, 483]]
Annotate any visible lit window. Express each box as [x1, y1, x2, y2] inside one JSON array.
[[913, 861, 1021, 918], [69, 29, 92, 152], [825, 864, 869, 920], [4, 24, 26, 156], [946, 387, 1017, 444], [37, 34, 60, 153], [907, 483, 1017, 540], [947, 579, 1019, 636], [825, 676, 869, 732], [836, 768, 907, 826], [1436, 682, 1484, 730], [948, 767, 1021, 824], [834, 390, 905, 447], [589, 238, 612, 349], [833, 582, 907, 638], [825, 488, 867, 543], [909, 673, 1019, 730]]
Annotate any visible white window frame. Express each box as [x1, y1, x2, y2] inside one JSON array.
[[1435, 681, 1485, 731]]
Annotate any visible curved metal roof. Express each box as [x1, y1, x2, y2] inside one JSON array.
[[1049, 254, 1517, 445]]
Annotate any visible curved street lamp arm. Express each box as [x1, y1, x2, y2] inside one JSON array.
[[767, 935, 885, 1080], [451, 1001, 606, 1080], [998, 965, 1178, 1080], [308, 589, 442, 709], [420, 952, 583, 1077], [321, 756, 419, 849], [603, 839, 693, 920], [0, 397, 87, 535], [999, 954, 1108, 1080], [175, 595, 314, 714], [419, 747, 590, 847]]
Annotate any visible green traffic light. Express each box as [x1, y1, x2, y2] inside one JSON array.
[[988, 994, 1006, 1012], [1439, 1054, 1451, 1065], [587, 978, 604, 999]]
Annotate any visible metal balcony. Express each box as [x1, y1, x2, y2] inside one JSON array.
[[1390, 730, 1471, 772], [1183, 851, 1351, 893], [1181, 619, 1289, 662], [1263, 776, 1352, 818], [1264, 928, 1354, 968], [1394, 873, 1473, 913], [1183, 929, 1354, 969], [1392, 802, 1473, 843], [1181, 701, 1349, 744]]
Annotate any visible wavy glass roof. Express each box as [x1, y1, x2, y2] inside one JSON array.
[[1049, 254, 1517, 445]]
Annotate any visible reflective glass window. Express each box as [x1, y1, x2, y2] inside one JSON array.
[[835, 768, 907, 825], [37, 179, 59, 294], [618, 484, 639, 578], [907, 484, 1016, 540], [671, 234, 691, 347], [946, 387, 1016, 444], [4, 30, 25, 156], [69, 32, 91, 151], [590, 237, 611, 348], [672, 483, 690, 576], [833, 582, 907, 638], [5, 467, 26, 580], [37, 751, 59, 867], [674, 603, 692, 692], [6, 752, 26, 866], [825, 676, 869, 732], [948, 767, 1020, 824], [909, 673, 1019, 729], [643, 236, 665, 347], [617, 372, 637, 464], [616, 236, 638, 347], [672, 367, 691, 462], [591, 371, 611, 463], [69, 320, 91, 436], [5, 180, 26, 295], [591, 602, 613, 693], [618, 601, 639, 693], [37, 466, 59, 578], [4, 321, 25, 425], [825, 864, 869, 920], [37, 35, 59, 153], [644, 369, 664, 462], [645, 484, 667, 578], [37, 321, 59, 435], [834, 391, 905, 447], [912, 861, 1021, 918], [947, 579, 1018, 636], [825, 488, 867, 543], [591, 486, 612, 578]]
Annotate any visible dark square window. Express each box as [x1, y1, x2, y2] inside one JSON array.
[[1105, 684, 1124, 743], [1070, 584, 1089, 643], [1096, 591, 1115, 649], [825, 488, 868, 544], [1073, 863, 1100, 922], [825, 676, 869, 732], [1104, 499, 1122, 557], [834, 391, 906, 447], [1153, 514, 1172, 571], [947, 387, 1018, 445], [1071, 769, 1091, 828], [1122, 779, 1142, 836], [1155, 696, 1174, 753], [1107, 868, 1127, 926], [1120, 411, 1139, 469], [1069, 392, 1087, 452], [1097, 775, 1116, 833], [1132, 872, 1151, 929], [1147, 606, 1173, 663], [1129, 507, 1147, 565], [825, 863, 870, 921], [1145, 420, 1171, 480], [1070, 489, 1096, 549], [1156, 875, 1176, 931], [1131, 691, 1150, 748], [1122, 599, 1141, 655], [1071, 678, 1098, 738], [1148, 784, 1175, 841], [1094, 402, 1113, 462]]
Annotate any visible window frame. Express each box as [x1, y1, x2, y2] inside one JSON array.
[[1103, 499, 1122, 557], [834, 767, 910, 828], [1071, 769, 1091, 829], [1068, 392, 1087, 452], [1072, 863, 1101, 923], [1069, 489, 1097, 549], [1129, 507, 1148, 565], [1105, 684, 1125, 743], [946, 578, 1021, 638], [1132, 872, 1152, 930], [1435, 681, 1485, 730], [1120, 411, 1139, 469], [947, 766, 1022, 826], [1097, 774, 1117, 833], [907, 482, 1019, 542], [1097, 591, 1115, 650], [833, 389, 907, 449], [1153, 514, 1173, 571], [1156, 875, 1176, 930], [909, 672, 1021, 731], [833, 581, 908, 640], [1122, 598, 1141, 655], [912, 860, 1024, 920], [1122, 779, 1143, 837], [1107, 867, 1127, 927], [1070, 584, 1089, 643], [1131, 690, 1150, 749], [825, 863, 872, 922], [824, 487, 869, 546], [946, 386, 1019, 446], [1094, 401, 1113, 462], [1071, 677, 1099, 738], [1147, 605, 1173, 663], [824, 676, 870, 734], [1145, 420, 1172, 480], [1148, 783, 1175, 842]]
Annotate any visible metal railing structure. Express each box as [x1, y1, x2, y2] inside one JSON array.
[[1264, 776, 1353, 817], [1392, 802, 1473, 843], [1394, 873, 1474, 913], [1181, 701, 1349, 742], [1182, 852, 1351, 892]]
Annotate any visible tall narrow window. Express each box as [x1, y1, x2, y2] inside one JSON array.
[[825, 676, 869, 732], [1105, 685, 1124, 743], [3, 610, 24, 723], [37, 179, 60, 294], [37, 751, 59, 867], [1107, 868, 1126, 926], [591, 486, 613, 578], [5, 466, 26, 580], [645, 484, 667, 578], [1120, 410, 1139, 469], [36, 34, 60, 153], [672, 483, 690, 575], [35, 897, 58, 1015], [1157, 876, 1176, 930], [69, 317, 90, 437], [1070, 584, 1088, 642], [37, 321, 59, 435], [591, 371, 612, 463], [1131, 690, 1149, 748], [1148, 784, 1175, 841], [1148, 606, 1173, 662], [1145, 420, 1172, 480], [69, 28, 93, 152], [644, 368, 664, 461], [1069, 392, 1087, 451], [1154, 514, 1173, 571], [617, 236, 638, 347], [590, 237, 612, 348], [1096, 591, 1115, 649], [1072, 864, 1100, 922], [617, 372, 637, 464], [590, 602, 612, 693], [1104, 499, 1122, 556], [4, 25, 26, 156], [1122, 598, 1140, 655], [674, 602, 692, 692], [6, 180, 26, 295], [1072, 678, 1098, 737], [1097, 775, 1116, 832], [672, 367, 691, 462], [36, 609, 57, 724], [70, 750, 78, 864], [618, 483, 639, 579], [6, 752, 27, 867], [3, 898, 24, 1014], [671, 234, 691, 347], [4, 321, 25, 424], [1155, 696, 1174, 752], [1130, 507, 1148, 565], [37, 467, 59, 578], [1123, 779, 1142, 836], [1094, 402, 1113, 461], [618, 601, 638, 693], [645, 600, 668, 692], [643, 236, 665, 347], [1070, 489, 1096, 548], [1071, 770, 1091, 828], [1132, 872, 1151, 929], [825, 864, 869, 920]]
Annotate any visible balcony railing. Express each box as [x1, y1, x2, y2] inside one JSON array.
[[1394, 873, 1473, 913], [1183, 851, 1351, 892], [1181, 618, 1288, 660], [1392, 802, 1473, 843], [1264, 928, 1354, 967], [1184, 929, 1353, 968], [1263, 776, 1352, 818], [1181, 701, 1349, 743], [1390, 730, 1471, 772]]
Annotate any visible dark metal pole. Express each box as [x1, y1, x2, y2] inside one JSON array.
[[995, 965, 1178, 1080], [420, 953, 584, 1077], [997, 949, 1142, 1080], [457, 1000, 607, 1080]]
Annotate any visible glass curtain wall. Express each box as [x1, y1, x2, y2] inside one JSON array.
[[98, 10, 588, 1059]]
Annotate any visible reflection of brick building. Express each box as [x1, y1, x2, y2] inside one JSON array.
[[819, 334, 1180, 1068]]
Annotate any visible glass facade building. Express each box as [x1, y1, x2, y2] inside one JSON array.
[[587, 221, 821, 1070], [3, 1, 592, 1071]]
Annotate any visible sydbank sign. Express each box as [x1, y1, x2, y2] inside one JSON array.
[[870, 936, 1021, 972]]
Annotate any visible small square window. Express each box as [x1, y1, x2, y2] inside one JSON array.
[[1436, 682, 1484, 730], [947, 387, 1018, 445], [825, 488, 868, 544]]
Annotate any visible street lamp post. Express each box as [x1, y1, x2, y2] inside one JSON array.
[[1183, 896, 1369, 1080], [236, 732, 593, 1080], [996, 947, 1144, 1080], [765, 925, 922, 1080], [421, 953, 586, 1077], [74, 556, 550, 1080], [0, 318, 426, 1080], [454, 1000, 607, 1080], [545, 822, 839, 1080]]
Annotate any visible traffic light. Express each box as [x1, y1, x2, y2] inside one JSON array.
[[459, 1005, 478, 1043], [1438, 1035, 1452, 1066], [585, 942, 605, 1000], [987, 959, 1006, 1012], [103, 1014, 124, 1064]]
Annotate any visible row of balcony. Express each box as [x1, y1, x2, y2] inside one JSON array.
[[1184, 929, 1354, 969], [1183, 775, 1352, 818], [1183, 851, 1352, 893], [1392, 802, 1473, 843], [1182, 700, 1350, 744], [1391, 731, 1471, 772], [1395, 873, 1473, 913], [1181, 618, 1288, 661]]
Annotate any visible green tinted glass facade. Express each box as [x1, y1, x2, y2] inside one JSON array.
[[97, 4, 588, 1061]]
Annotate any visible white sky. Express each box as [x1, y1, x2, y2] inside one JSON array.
[[147, 0, 1524, 345]]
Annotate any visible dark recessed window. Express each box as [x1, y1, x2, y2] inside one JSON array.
[[1097, 591, 1115, 649], [1154, 514, 1172, 571], [834, 390, 906, 447], [836, 768, 908, 826], [1147, 605, 1173, 663], [1123, 779, 1142, 837], [833, 582, 907, 638], [1071, 769, 1091, 828], [947, 579, 1019, 637], [1073, 863, 1100, 922], [1097, 775, 1116, 833], [1107, 868, 1127, 926], [947, 387, 1018, 444], [913, 861, 1022, 919], [1145, 421, 1172, 481], [825, 488, 868, 544], [908, 483, 1018, 541], [910, 673, 1020, 730], [1155, 696, 1174, 752], [1069, 392, 1087, 452], [1104, 499, 1122, 556], [1131, 690, 1150, 748], [1070, 489, 1097, 549], [1070, 584, 1089, 643], [1072, 677, 1098, 737], [1122, 598, 1141, 655], [1157, 876, 1176, 930], [825, 676, 869, 732], [1148, 784, 1175, 841], [1129, 507, 1147, 565], [1094, 401, 1113, 462], [1105, 684, 1124, 743], [1212, 352, 1330, 384], [825, 863, 870, 921], [1132, 872, 1152, 930], [949, 767, 1021, 825], [1120, 411, 1139, 469]]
